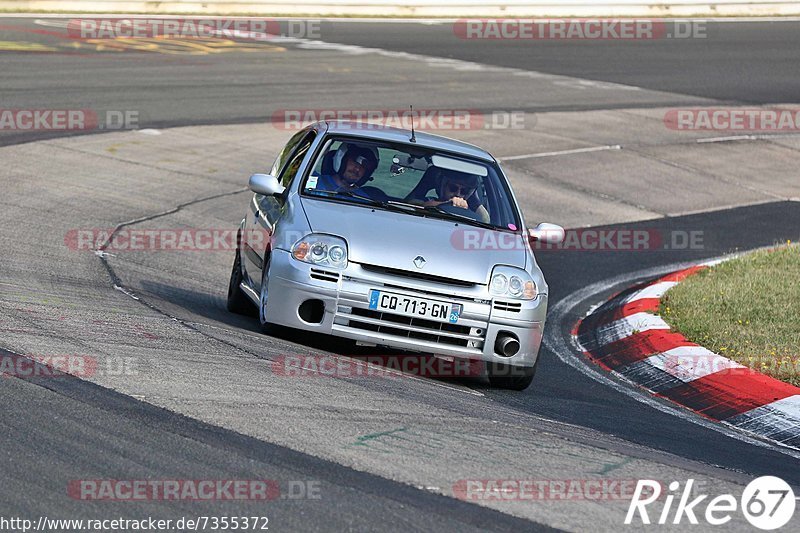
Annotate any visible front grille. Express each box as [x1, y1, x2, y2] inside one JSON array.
[[310, 268, 340, 283], [493, 300, 521, 312], [358, 263, 475, 287], [337, 307, 485, 349]]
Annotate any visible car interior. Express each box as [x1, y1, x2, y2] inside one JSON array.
[[305, 139, 518, 229]]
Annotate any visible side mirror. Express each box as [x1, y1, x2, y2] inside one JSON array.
[[529, 223, 565, 244], [249, 173, 285, 197]]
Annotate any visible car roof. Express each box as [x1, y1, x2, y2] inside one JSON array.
[[318, 120, 496, 163]]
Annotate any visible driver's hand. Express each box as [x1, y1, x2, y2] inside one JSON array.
[[451, 196, 468, 209]]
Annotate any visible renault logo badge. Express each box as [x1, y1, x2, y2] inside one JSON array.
[[413, 256, 426, 269]]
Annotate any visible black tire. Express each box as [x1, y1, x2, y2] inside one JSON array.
[[227, 246, 255, 315], [258, 255, 280, 335], [486, 360, 537, 390]]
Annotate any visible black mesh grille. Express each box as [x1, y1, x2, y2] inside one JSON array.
[[493, 301, 522, 312], [347, 308, 476, 347], [358, 263, 475, 287]]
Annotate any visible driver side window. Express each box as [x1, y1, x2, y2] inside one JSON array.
[[270, 129, 308, 178], [279, 131, 316, 189]]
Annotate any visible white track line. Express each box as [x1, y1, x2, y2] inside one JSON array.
[[499, 144, 622, 162], [697, 132, 800, 143]]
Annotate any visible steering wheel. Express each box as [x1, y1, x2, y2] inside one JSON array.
[[436, 202, 481, 221]]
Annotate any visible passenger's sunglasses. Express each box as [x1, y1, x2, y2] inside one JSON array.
[[445, 182, 476, 196]]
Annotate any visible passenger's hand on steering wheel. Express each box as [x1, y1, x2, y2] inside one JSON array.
[[450, 196, 469, 209]]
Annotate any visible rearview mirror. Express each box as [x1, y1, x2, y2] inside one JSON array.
[[391, 154, 428, 172], [529, 223, 565, 244], [249, 173, 285, 197]]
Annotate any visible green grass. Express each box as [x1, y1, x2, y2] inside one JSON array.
[[660, 244, 800, 386]]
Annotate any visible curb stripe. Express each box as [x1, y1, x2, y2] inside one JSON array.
[[581, 330, 695, 370], [617, 359, 693, 393], [651, 346, 744, 382], [617, 347, 745, 393], [656, 265, 707, 283], [574, 261, 800, 450], [589, 312, 670, 348], [659, 371, 800, 421], [727, 395, 800, 447], [581, 298, 661, 330], [623, 281, 677, 303]]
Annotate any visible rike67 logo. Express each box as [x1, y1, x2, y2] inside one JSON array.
[[626, 477, 795, 530]]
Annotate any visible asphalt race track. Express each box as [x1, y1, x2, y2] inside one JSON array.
[[1, 16, 799, 531]]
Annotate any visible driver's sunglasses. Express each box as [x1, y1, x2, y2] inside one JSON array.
[[445, 182, 476, 196]]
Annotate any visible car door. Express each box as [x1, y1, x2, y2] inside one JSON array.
[[244, 129, 316, 290]]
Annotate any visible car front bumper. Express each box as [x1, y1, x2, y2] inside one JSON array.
[[264, 249, 547, 367]]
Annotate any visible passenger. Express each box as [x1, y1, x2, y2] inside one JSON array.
[[416, 169, 490, 223]]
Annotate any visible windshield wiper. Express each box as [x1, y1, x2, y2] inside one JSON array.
[[306, 190, 497, 229], [305, 190, 428, 216], [305, 188, 384, 207], [385, 200, 427, 211], [424, 205, 498, 230], [386, 197, 500, 229]]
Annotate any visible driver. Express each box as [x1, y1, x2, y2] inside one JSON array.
[[314, 144, 379, 193], [417, 169, 490, 223]]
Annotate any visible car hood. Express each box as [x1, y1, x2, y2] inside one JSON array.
[[300, 198, 527, 284]]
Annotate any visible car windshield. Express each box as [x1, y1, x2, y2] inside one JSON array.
[[300, 137, 520, 231]]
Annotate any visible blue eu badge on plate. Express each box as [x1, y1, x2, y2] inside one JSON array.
[[368, 290, 380, 309]]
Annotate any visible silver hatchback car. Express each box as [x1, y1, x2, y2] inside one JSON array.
[[227, 121, 564, 389]]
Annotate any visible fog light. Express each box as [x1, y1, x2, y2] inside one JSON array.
[[298, 299, 325, 324]]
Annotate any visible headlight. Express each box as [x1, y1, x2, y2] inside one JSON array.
[[489, 266, 537, 300], [291, 234, 348, 268]]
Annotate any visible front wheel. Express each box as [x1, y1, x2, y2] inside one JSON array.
[[258, 255, 280, 335], [486, 361, 537, 390], [227, 246, 255, 315]]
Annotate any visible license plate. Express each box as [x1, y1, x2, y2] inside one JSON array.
[[368, 290, 462, 324]]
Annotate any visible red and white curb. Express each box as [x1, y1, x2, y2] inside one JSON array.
[[574, 262, 800, 450]]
